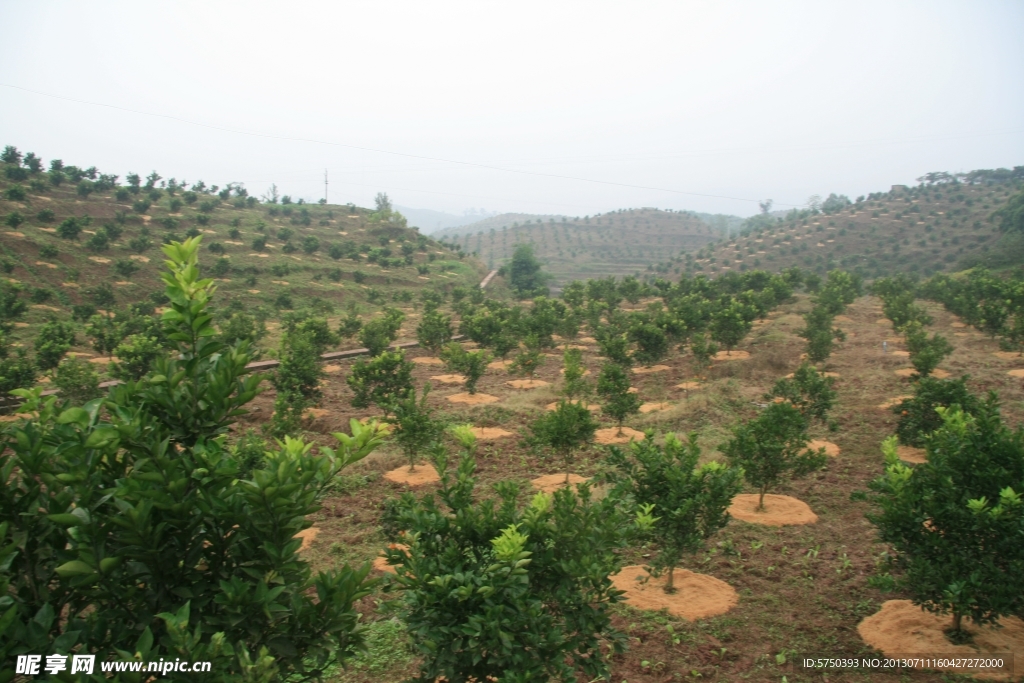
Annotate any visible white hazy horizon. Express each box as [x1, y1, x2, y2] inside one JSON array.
[[1, 1, 1022, 219]]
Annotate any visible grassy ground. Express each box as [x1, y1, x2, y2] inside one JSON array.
[[236, 293, 1024, 683]]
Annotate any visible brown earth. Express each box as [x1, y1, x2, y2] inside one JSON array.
[[446, 392, 499, 405], [896, 445, 928, 464], [429, 374, 466, 384], [713, 350, 750, 361], [632, 365, 671, 374], [728, 494, 818, 526], [294, 527, 319, 552], [382, 464, 440, 486], [639, 402, 672, 414], [611, 565, 739, 621], [530, 473, 589, 494], [506, 379, 550, 389], [594, 427, 647, 445], [412, 356, 444, 365], [806, 439, 841, 457], [469, 427, 514, 440]]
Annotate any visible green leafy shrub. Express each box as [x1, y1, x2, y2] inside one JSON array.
[[597, 361, 641, 433], [870, 402, 1024, 640], [358, 308, 404, 356], [606, 432, 742, 592], [33, 320, 76, 372], [415, 309, 452, 353], [905, 324, 954, 377], [893, 376, 981, 447], [389, 385, 444, 472], [53, 357, 101, 404], [111, 334, 163, 381], [720, 402, 826, 510], [439, 342, 491, 394], [347, 349, 414, 418], [766, 362, 837, 425], [38, 244, 58, 260], [5, 185, 27, 201], [529, 399, 598, 482]]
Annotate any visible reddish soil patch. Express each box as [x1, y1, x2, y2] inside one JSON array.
[[896, 445, 927, 464], [430, 374, 465, 384], [446, 392, 499, 405], [594, 427, 646, 445], [675, 381, 703, 390], [858, 600, 1023, 680], [544, 401, 599, 412], [639, 402, 672, 414], [632, 365, 671, 374], [806, 439, 840, 457], [371, 543, 409, 574], [834, 315, 853, 322], [469, 427, 514, 440], [304, 408, 329, 419], [89, 356, 119, 364], [382, 464, 440, 486], [994, 351, 1023, 361], [713, 350, 750, 361], [878, 396, 913, 410], [530, 473, 589, 493], [875, 318, 890, 325], [559, 368, 591, 376], [1009, 369, 1024, 378], [487, 359, 513, 370], [889, 350, 910, 358], [728, 494, 818, 526], [611, 565, 739, 621], [506, 379, 550, 389], [578, 336, 597, 344], [412, 356, 444, 365], [294, 527, 319, 552], [323, 364, 342, 373], [951, 321, 967, 328]]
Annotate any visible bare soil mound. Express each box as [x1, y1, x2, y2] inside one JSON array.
[[594, 427, 646, 445], [1009, 369, 1024, 378], [531, 473, 588, 493], [559, 368, 592, 376], [639, 402, 672, 414], [469, 427, 514, 440], [875, 318, 890, 325], [506, 379, 550, 389], [323, 364, 342, 373], [806, 439, 840, 457], [897, 445, 927, 464], [834, 315, 854, 322], [89, 356, 119, 364], [578, 336, 597, 344], [858, 600, 1023, 681], [487, 360, 513, 370], [430, 374, 466, 384], [713, 350, 750, 361], [372, 543, 409, 574], [447, 392, 499, 405], [676, 382, 704, 390], [412, 356, 444, 365], [952, 321, 967, 328], [889, 350, 911, 358], [545, 400, 599, 412], [632, 365, 671, 374], [383, 463, 441, 486], [294, 527, 319, 552], [878, 396, 913, 410], [994, 351, 1023, 361], [304, 408, 329, 420], [728, 494, 818, 526], [611, 565, 739, 620]]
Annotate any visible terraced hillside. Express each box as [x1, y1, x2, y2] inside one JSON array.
[[671, 175, 1022, 279], [0, 154, 489, 352], [442, 208, 719, 288]]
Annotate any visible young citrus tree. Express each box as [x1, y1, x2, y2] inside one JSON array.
[[346, 349, 415, 418], [509, 334, 545, 379], [905, 324, 954, 377], [358, 307, 405, 356], [606, 432, 743, 593], [629, 320, 669, 367], [688, 332, 718, 374], [720, 402, 827, 511], [597, 361, 641, 435], [766, 362, 837, 426], [382, 449, 633, 682], [529, 399, 599, 483], [0, 238, 379, 680], [439, 342, 491, 394], [709, 300, 754, 353], [892, 376, 981, 447], [870, 401, 1024, 641], [561, 346, 589, 400], [389, 384, 444, 473], [415, 309, 452, 354]]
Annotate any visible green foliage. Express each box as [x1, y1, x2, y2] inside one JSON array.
[[113, 258, 139, 279], [629, 321, 668, 367], [509, 336, 544, 379], [84, 314, 121, 356], [229, 428, 269, 479], [595, 326, 632, 367], [5, 184, 27, 201], [508, 243, 549, 298], [57, 217, 84, 240], [709, 300, 753, 351], [459, 305, 520, 358], [530, 399, 599, 481], [358, 308, 404, 356], [4, 211, 24, 228], [799, 306, 845, 364], [992, 186, 1024, 233], [383, 449, 630, 682], [111, 334, 163, 381], [870, 402, 1024, 637], [720, 402, 826, 510], [905, 324, 954, 377], [561, 346, 588, 400], [338, 306, 362, 339], [606, 433, 742, 592], [346, 349, 414, 417], [0, 340, 36, 395], [597, 361, 641, 430], [688, 332, 718, 372], [33, 319, 76, 372], [0, 237, 376, 680], [894, 376, 982, 447], [53, 357, 102, 404], [218, 311, 265, 347], [766, 362, 837, 425], [415, 309, 452, 353], [439, 342, 491, 394], [270, 321, 333, 436], [389, 385, 444, 471]]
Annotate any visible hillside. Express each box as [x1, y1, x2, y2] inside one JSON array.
[[430, 212, 567, 240], [670, 173, 1022, 280], [0, 152, 488, 358], [394, 205, 497, 234], [441, 208, 719, 288]]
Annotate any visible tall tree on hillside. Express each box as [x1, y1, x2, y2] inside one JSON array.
[[507, 243, 548, 298]]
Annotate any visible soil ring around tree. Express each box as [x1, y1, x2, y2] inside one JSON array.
[[858, 600, 1024, 681], [559, 368, 592, 376], [894, 368, 950, 379], [578, 336, 597, 344], [545, 400, 600, 412], [323, 364, 342, 374], [304, 408, 329, 420], [834, 315, 854, 322], [875, 318, 890, 325], [676, 382, 704, 390], [506, 379, 550, 389], [430, 374, 466, 385], [530, 473, 589, 494], [1009, 369, 1024, 378], [806, 439, 840, 457], [89, 356, 120, 364], [632, 365, 671, 374], [951, 321, 967, 328], [412, 356, 444, 366], [294, 527, 319, 552], [878, 396, 913, 410], [372, 543, 410, 574], [994, 351, 1023, 361], [713, 350, 751, 361], [610, 565, 739, 621], [383, 463, 440, 486], [889, 350, 910, 358], [487, 359, 513, 371], [594, 427, 646, 445], [561, 344, 589, 351], [469, 427, 514, 440], [728, 494, 818, 526], [896, 445, 927, 464], [639, 402, 673, 414], [447, 392, 499, 406]]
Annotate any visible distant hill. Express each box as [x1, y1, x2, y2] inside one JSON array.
[[667, 171, 1023, 280], [431, 213, 567, 241], [437, 208, 718, 289], [395, 205, 497, 234]]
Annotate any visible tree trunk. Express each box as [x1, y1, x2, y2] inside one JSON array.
[[664, 566, 676, 594], [758, 487, 766, 512], [952, 612, 963, 634]]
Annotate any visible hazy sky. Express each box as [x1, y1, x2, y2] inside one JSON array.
[[2, 1, 1022, 219]]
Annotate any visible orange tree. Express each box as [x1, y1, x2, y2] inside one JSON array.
[[0, 238, 380, 681]]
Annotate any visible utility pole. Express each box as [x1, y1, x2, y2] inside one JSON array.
[[324, 169, 328, 205]]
